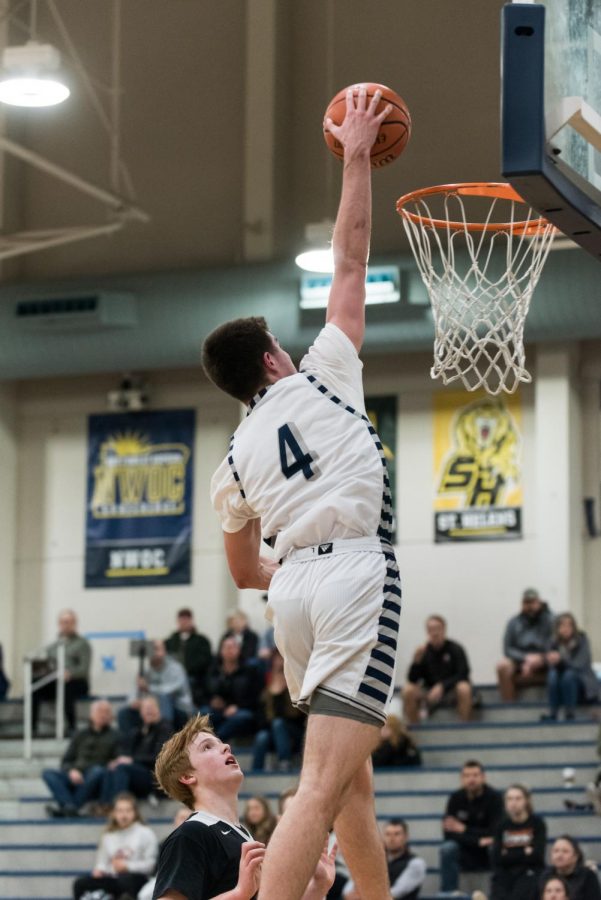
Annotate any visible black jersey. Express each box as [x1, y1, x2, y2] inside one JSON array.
[[152, 810, 254, 900]]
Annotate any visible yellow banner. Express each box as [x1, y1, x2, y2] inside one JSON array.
[[433, 390, 523, 541]]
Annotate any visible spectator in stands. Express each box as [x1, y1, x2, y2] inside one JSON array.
[[118, 638, 194, 732], [164, 608, 212, 706], [403, 615, 473, 724], [496, 589, 554, 702], [257, 594, 277, 668], [242, 795, 278, 845], [203, 634, 262, 741], [344, 818, 427, 900], [97, 696, 172, 811], [542, 613, 599, 721], [221, 608, 259, 662], [490, 784, 547, 900], [540, 876, 570, 900], [0, 643, 10, 700], [72, 792, 158, 900], [137, 806, 190, 900], [372, 714, 422, 768], [251, 648, 305, 771], [32, 609, 91, 735], [439, 759, 504, 892], [43, 698, 119, 818], [540, 836, 601, 900]]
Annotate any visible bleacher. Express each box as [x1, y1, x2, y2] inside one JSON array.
[[0, 685, 599, 900]]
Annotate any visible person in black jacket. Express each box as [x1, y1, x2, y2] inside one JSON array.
[[372, 715, 421, 768], [96, 696, 172, 811], [43, 699, 119, 818], [165, 609, 212, 706], [403, 615, 473, 723], [491, 784, 547, 900], [343, 818, 427, 899], [202, 635, 263, 742], [221, 609, 259, 663], [540, 836, 601, 900], [439, 759, 504, 892]]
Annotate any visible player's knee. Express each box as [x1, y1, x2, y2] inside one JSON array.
[[496, 658, 512, 675], [456, 681, 472, 697]]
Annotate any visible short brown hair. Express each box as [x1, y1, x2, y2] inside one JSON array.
[[154, 714, 215, 809], [201, 316, 273, 403], [105, 792, 144, 832]]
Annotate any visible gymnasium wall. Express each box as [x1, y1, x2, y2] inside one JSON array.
[[3, 338, 600, 695]]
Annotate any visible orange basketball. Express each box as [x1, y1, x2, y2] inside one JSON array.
[[323, 82, 411, 169]]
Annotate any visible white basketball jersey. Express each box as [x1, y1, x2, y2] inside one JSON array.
[[211, 323, 393, 559]]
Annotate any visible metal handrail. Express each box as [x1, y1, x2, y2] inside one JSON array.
[[23, 641, 66, 760]]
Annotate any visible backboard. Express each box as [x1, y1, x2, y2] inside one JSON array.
[[502, 0, 601, 257]]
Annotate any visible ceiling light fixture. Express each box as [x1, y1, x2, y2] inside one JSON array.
[[295, 219, 335, 273], [0, 41, 70, 108]]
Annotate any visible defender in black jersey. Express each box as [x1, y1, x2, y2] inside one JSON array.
[[153, 715, 335, 900]]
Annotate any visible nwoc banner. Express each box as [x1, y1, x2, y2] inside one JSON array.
[[85, 409, 195, 587]]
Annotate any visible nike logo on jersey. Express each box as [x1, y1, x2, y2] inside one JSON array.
[[221, 829, 232, 834], [318, 543, 333, 555]]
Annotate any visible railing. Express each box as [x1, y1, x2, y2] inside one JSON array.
[[23, 641, 66, 760]]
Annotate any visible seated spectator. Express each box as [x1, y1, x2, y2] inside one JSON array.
[[257, 594, 277, 668], [136, 806, 190, 900], [490, 784, 547, 900], [97, 696, 172, 811], [202, 635, 262, 741], [251, 649, 305, 771], [242, 795, 277, 845], [542, 613, 599, 720], [0, 643, 10, 700], [403, 615, 473, 723], [540, 875, 570, 900], [439, 759, 504, 892], [221, 609, 259, 662], [32, 609, 91, 735], [72, 792, 158, 900], [43, 698, 119, 818], [344, 818, 427, 900], [496, 589, 554, 702], [118, 639, 194, 733], [164, 608, 212, 706], [540, 836, 601, 900], [372, 715, 422, 768]]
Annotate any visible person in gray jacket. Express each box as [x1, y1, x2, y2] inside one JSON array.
[[32, 609, 92, 734], [542, 613, 599, 720], [118, 639, 194, 732], [496, 589, 554, 701]]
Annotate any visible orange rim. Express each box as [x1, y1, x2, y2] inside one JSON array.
[[396, 182, 552, 235]]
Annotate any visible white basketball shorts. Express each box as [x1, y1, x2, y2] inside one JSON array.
[[265, 536, 401, 725]]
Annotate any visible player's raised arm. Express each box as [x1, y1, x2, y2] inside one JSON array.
[[323, 86, 391, 351]]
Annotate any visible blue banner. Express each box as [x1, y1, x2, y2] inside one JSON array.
[[85, 409, 195, 587]]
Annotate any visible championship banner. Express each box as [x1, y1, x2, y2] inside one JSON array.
[[366, 395, 397, 542], [433, 391, 523, 542], [85, 409, 195, 587]]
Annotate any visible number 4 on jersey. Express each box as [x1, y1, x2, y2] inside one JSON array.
[[278, 423, 319, 481]]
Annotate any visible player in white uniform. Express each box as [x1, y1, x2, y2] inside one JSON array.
[[203, 87, 399, 900]]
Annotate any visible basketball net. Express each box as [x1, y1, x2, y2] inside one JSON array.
[[396, 183, 556, 395]]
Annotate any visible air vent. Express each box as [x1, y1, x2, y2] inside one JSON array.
[[14, 292, 137, 332]]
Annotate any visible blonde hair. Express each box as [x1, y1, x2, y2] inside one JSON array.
[[154, 714, 215, 809], [104, 792, 144, 832]]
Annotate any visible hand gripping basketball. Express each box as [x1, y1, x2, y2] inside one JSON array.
[[323, 82, 411, 168]]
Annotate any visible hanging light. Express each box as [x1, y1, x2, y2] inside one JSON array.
[[295, 219, 335, 273], [0, 42, 70, 107]]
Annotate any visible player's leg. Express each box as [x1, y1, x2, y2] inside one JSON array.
[[258, 713, 386, 900], [333, 756, 390, 900]]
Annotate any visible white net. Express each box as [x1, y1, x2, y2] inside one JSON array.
[[397, 185, 556, 395]]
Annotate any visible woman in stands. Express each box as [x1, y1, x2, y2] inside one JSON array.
[[372, 714, 422, 767], [540, 876, 571, 900], [542, 613, 599, 721], [241, 794, 278, 845], [251, 648, 305, 772], [540, 836, 601, 900], [490, 784, 547, 900], [72, 792, 158, 899]]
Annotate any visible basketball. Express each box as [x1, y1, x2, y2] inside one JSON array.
[[323, 82, 411, 169]]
